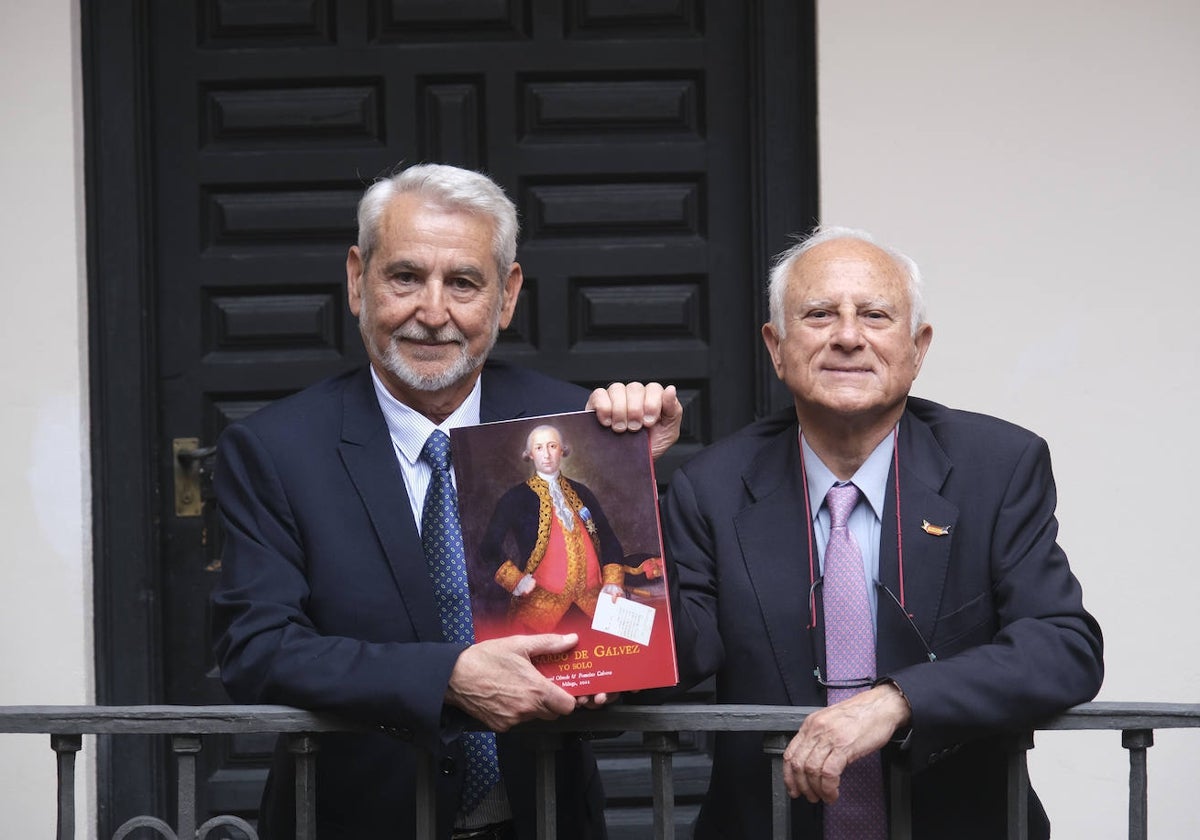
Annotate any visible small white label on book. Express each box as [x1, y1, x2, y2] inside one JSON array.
[[591, 595, 656, 646]]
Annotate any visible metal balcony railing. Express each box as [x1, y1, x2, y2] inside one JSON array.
[[1, 702, 1196, 840]]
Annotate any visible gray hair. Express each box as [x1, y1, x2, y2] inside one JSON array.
[[355, 163, 519, 279], [767, 225, 927, 337]]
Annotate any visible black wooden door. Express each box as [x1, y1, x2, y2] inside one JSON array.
[[88, 0, 817, 835]]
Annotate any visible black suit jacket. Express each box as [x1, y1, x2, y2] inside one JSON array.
[[212, 361, 607, 839], [663, 398, 1104, 839]]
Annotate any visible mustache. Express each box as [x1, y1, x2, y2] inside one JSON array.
[[390, 322, 467, 344]]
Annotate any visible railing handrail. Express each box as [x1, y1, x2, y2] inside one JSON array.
[[3, 701, 1196, 840], [0, 704, 364, 735], [1, 700, 1197, 736]]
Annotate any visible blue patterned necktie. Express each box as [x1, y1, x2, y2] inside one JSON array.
[[420, 430, 500, 813], [822, 483, 886, 839]]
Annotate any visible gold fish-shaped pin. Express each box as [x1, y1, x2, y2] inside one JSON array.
[[922, 520, 952, 536]]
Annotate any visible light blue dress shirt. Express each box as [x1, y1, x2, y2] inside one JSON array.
[[802, 427, 897, 627], [369, 366, 482, 528], [368, 367, 511, 826]]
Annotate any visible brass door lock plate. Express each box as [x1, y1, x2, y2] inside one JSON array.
[[174, 437, 204, 517]]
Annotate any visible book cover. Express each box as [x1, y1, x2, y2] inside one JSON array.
[[450, 411, 678, 696]]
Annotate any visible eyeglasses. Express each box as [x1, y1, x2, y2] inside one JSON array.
[[808, 576, 937, 690]]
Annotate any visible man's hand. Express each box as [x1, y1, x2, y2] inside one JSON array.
[[600, 583, 624, 603], [576, 692, 621, 710], [782, 683, 911, 803], [587, 382, 682, 461], [445, 634, 580, 731], [513, 574, 537, 597]]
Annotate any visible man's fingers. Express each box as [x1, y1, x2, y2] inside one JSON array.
[[782, 751, 803, 800], [637, 382, 678, 427], [587, 383, 629, 430], [585, 387, 612, 417], [807, 748, 846, 804], [536, 684, 578, 718], [608, 383, 637, 431], [781, 693, 905, 805], [588, 383, 683, 460], [656, 384, 681, 425], [646, 384, 682, 460], [784, 731, 820, 802], [575, 691, 619, 709], [523, 636, 584, 715], [621, 382, 646, 430], [587, 382, 657, 431], [446, 635, 584, 729], [520, 632, 579, 657]]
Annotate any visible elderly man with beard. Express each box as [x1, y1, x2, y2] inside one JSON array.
[[212, 163, 681, 840]]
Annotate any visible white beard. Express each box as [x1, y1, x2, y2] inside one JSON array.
[[360, 306, 500, 392]]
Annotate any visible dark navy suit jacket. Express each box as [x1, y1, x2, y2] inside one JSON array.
[[212, 361, 607, 840], [663, 398, 1104, 839]]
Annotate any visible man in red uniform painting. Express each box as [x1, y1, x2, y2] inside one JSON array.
[[484, 424, 627, 633]]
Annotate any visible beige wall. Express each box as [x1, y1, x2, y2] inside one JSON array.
[[818, 1, 1200, 836], [0, 1, 92, 837]]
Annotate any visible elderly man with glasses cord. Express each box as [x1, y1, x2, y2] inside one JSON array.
[[660, 226, 1103, 840]]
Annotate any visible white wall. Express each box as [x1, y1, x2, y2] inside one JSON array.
[[0, 1, 92, 837], [819, 1, 1200, 836], [3, 1, 1197, 836]]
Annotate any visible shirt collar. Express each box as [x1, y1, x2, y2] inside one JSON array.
[[800, 425, 897, 522], [369, 366, 483, 466]]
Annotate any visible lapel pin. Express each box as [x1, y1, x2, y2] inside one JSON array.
[[922, 520, 952, 537]]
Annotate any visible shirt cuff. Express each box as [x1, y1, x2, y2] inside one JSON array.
[[875, 677, 914, 748]]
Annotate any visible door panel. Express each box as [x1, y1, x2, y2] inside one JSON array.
[[88, 0, 818, 833]]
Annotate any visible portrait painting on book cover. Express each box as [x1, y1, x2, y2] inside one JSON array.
[[450, 411, 677, 695]]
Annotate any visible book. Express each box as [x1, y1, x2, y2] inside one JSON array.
[[450, 410, 678, 696]]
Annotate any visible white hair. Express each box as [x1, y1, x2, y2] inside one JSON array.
[[355, 163, 519, 279], [767, 225, 927, 337], [522, 425, 571, 460]]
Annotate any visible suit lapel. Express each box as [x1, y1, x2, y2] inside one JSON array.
[[876, 407, 958, 675], [734, 425, 819, 705], [480, 366, 532, 423], [335, 365, 538, 641], [338, 369, 443, 640], [735, 407, 960, 693]]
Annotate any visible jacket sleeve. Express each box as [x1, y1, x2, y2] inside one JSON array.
[[887, 436, 1104, 769], [658, 466, 727, 692], [480, 484, 531, 590], [211, 421, 466, 752]]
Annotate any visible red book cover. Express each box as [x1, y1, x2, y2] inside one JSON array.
[[450, 411, 678, 696]]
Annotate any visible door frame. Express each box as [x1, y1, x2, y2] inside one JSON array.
[[84, 0, 170, 829], [83, 0, 817, 831]]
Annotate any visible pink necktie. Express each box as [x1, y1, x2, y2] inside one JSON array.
[[822, 483, 886, 839]]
